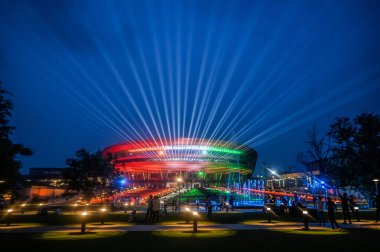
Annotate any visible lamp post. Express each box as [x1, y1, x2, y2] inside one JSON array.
[[266, 207, 272, 223], [373, 179, 379, 196], [192, 211, 198, 232], [100, 208, 106, 225], [303, 210, 309, 231], [81, 211, 88, 234], [6, 209, 13, 226], [177, 177, 183, 213], [354, 206, 360, 222]]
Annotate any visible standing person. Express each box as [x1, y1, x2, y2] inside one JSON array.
[[326, 197, 341, 230], [338, 191, 352, 224], [145, 195, 153, 223], [375, 194, 380, 223], [229, 196, 235, 211], [219, 196, 224, 211], [206, 195, 212, 219], [152, 196, 160, 223], [349, 195, 355, 215], [317, 196, 326, 226]]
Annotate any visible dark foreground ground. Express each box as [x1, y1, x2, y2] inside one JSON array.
[[1, 210, 379, 252]]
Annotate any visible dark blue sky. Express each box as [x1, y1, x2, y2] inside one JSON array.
[[1, 0, 380, 175]]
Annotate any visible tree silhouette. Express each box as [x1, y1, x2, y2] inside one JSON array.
[[0, 82, 32, 194]]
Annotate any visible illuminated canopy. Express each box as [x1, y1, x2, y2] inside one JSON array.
[[102, 138, 257, 176]]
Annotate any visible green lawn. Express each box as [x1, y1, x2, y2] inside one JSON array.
[[1, 228, 379, 252], [1, 210, 379, 252]]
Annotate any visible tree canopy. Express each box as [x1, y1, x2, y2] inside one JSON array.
[[0, 82, 32, 194], [326, 112, 380, 195], [64, 148, 117, 200]]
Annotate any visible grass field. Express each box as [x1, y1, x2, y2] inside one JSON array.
[[1, 209, 379, 252]]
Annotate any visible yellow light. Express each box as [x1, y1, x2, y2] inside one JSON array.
[[100, 208, 106, 212], [73, 203, 78, 207], [192, 211, 198, 216], [373, 179, 379, 182], [21, 204, 26, 207], [354, 206, 359, 210], [7, 209, 13, 213], [125, 203, 129, 206], [39, 203, 43, 206], [266, 207, 271, 211], [185, 207, 190, 212], [176, 178, 183, 182], [130, 202, 134, 206], [81, 211, 88, 216], [86, 203, 89, 206], [303, 211, 308, 215]]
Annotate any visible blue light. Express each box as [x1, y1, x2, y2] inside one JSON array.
[[321, 181, 325, 184], [121, 179, 126, 185]]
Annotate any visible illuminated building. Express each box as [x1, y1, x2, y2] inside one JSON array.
[[102, 138, 257, 187]]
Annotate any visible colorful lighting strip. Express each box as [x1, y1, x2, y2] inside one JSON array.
[[128, 145, 243, 155]]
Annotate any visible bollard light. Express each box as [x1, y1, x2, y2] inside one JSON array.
[[81, 211, 88, 234], [354, 206, 360, 222], [21, 204, 26, 214], [124, 203, 128, 213], [100, 208, 106, 225], [185, 207, 190, 224], [192, 211, 198, 232], [266, 207, 272, 223], [6, 209, 13, 226], [302, 210, 309, 231]]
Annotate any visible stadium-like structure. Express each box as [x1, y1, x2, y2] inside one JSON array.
[[102, 138, 258, 187]]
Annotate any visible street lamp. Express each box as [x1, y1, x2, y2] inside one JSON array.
[[303, 210, 309, 231], [81, 211, 88, 234], [73, 203, 78, 213], [176, 177, 183, 212], [373, 179, 379, 196]]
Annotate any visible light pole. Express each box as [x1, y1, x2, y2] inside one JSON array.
[[177, 177, 183, 213], [373, 179, 379, 196]]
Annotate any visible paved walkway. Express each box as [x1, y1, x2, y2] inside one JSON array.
[[1, 221, 379, 233]]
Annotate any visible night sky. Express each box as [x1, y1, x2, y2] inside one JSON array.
[[1, 0, 380, 175]]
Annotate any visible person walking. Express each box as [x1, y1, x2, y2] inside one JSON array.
[[206, 195, 212, 219], [152, 196, 160, 223], [229, 196, 234, 211], [317, 196, 326, 226], [326, 197, 341, 230], [338, 191, 352, 224], [145, 195, 153, 223]]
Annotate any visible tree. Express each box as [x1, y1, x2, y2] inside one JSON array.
[[0, 82, 32, 194], [297, 124, 331, 189], [327, 112, 380, 195], [64, 148, 117, 200]]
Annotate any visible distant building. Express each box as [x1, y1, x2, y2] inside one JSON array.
[[18, 168, 68, 202]]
